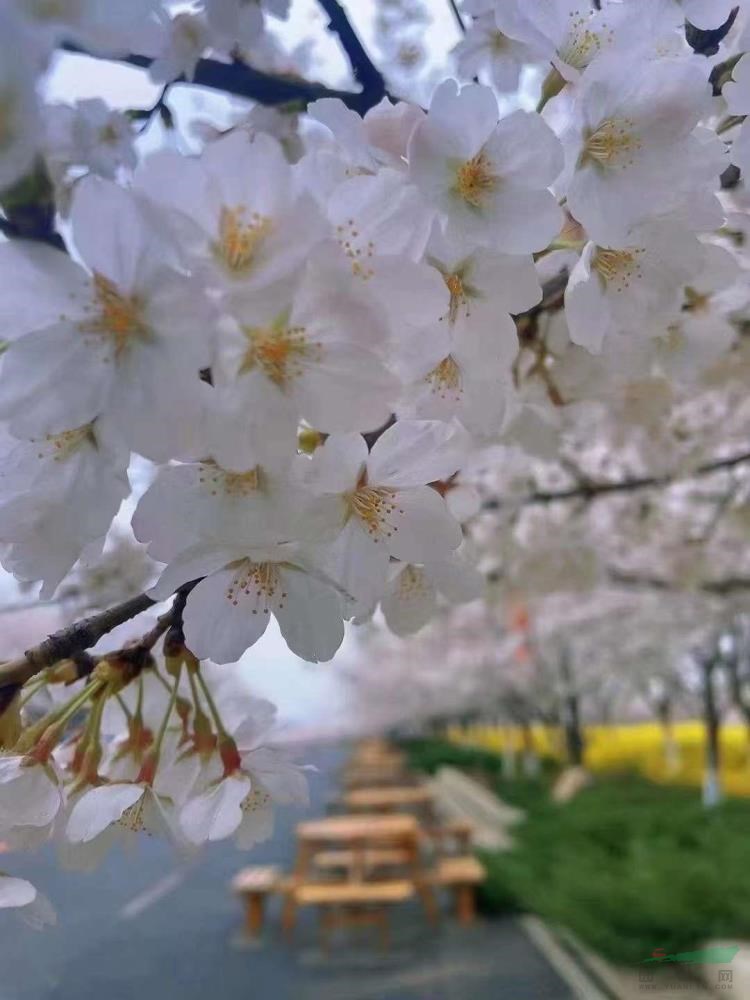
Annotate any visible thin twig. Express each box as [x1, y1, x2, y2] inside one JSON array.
[[0, 592, 157, 692], [483, 450, 750, 510], [447, 0, 466, 34]]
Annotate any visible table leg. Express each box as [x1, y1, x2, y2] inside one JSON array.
[[244, 893, 264, 936], [456, 885, 476, 925]]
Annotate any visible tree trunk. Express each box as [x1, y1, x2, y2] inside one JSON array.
[[559, 652, 585, 766], [701, 659, 722, 808]]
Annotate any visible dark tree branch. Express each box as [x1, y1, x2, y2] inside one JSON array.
[[608, 569, 750, 596], [62, 45, 389, 116], [483, 450, 750, 510], [448, 0, 467, 34], [316, 0, 387, 99], [0, 592, 157, 692]]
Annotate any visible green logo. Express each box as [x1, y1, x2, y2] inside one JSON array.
[[642, 946, 740, 966]]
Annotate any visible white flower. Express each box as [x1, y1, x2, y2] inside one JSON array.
[[397, 226, 536, 434], [381, 550, 485, 637], [564, 221, 705, 352], [12, 0, 163, 54], [723, 54, 750, 176], [453, 14, 531, 92], [493, 0, 621, 82], [308, 97, 422, 175], [305, 420, 467, 607], [149, 12, 209, 84], [655, 243, 741, 380], [0, 179, 215, 461], [132, 447, 323, 564], [203, 0, 289, 50], [136, 130, 327, 316], [64, 782, 179, 862], [149, 542, 346, 664], [0, 755, 65, 838], [46, 99, 136, 179], [0, 11, 41, 191], [0, 875, 56, 929], [408, 81, 563, 252], [397, 293, 518, 436], [0, 420, 129, 597], [561, 54, 712, 245], [215, 250, 399, 434], [178, 687, 308, 847]]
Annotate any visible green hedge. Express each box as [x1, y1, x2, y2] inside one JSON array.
[[403, 738, 750, 965]]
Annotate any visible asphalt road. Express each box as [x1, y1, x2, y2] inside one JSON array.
[[1, 744, 572, 1000]]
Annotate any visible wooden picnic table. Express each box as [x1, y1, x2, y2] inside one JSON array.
[[297, 812, 419, 845], [342, 785, 434, 812]]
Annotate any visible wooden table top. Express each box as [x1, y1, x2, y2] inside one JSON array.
[[296, 813, 419, 842], [343, 785, 433, 809]]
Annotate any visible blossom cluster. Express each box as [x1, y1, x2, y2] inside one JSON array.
[[0, 0, 749, 915]]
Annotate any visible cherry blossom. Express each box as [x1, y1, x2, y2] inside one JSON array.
[[304, 421, 467, 607], [0, 0, 747, 917], [409, 81, 563, 252], [561, 53, 713, 244], [0, 180, 215, 461]]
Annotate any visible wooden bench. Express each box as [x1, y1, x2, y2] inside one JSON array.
[[423, 818, 474, 853], [313, 847, 413, 874], [284, 879, 416, 950], [231, 865, 280, 936], [429, 855, 486, 924]]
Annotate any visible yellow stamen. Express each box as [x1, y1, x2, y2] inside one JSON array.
[[684, 287, 710, 313], [454, 153, 497, 208], [82, 273, 149, 356], [224, 560, 286, 611], [198, 463, 264, 497], [238, 317, 319, 388], [426, 356, 462, 401], [558, 14, 611, 70], [214, 206, 272, 274], [347, 484, 401, 541], [582, 118, 640, 168], [34, 425, 94, 463], [591, 246, 644, 291], [444, 272, 466, 323], [398, 564, 428, 597]]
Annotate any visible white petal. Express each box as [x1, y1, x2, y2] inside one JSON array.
[[180, 774, 252, 844], [182, 568, 272, 663], [148, 544, 236, 602], [0, 876, 36, 909], [425, 552, 485, 602], [367, 419, 469, 488], [306, 433, 368, 494], [385, 486, 462, 563], [66, 784, 144, 844], [381, 565, 437, 636], [274, 566, 344, 662], [0, 242, 90, 337]]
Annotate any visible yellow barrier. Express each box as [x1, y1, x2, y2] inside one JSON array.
[[446, 721, 750, 797]]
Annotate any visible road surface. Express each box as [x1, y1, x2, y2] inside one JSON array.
[[1, 744, 573, 1000]]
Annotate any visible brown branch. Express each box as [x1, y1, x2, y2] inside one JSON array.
[[483, 449, 750, 510], [0, 580, 202, 699], [608, 569, 750, 596], [0, 591, 156, 693]]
